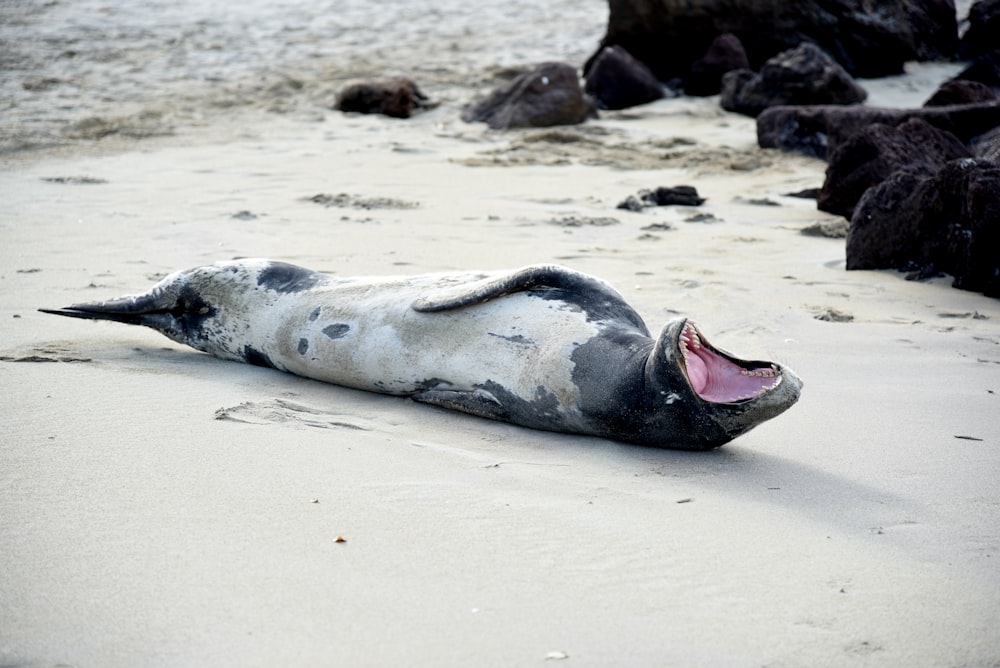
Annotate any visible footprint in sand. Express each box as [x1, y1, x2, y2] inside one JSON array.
[[0, 344, 93, 363], [214, 398, 375, 431]]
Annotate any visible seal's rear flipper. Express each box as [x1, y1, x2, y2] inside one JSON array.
[[412, 388, 510, 422]]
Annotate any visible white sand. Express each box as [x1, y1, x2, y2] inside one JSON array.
[[2, 3, 999, 666]]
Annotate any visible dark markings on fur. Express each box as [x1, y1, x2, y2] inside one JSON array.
[[298, 338, 309, 355], [257, 262, 323, 294], [309, 306, 321, 321], [416, 377, 454, 391], [531, 283, 646, 331], [477, 380, 562, 425], [243, 345, 277, 369], [323, 324, 351, 339], [164, 285, 217, 342], [414, 377, 568, 428], [569, 329, 679, 440]]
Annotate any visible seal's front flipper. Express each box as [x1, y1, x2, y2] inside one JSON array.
[[412, 387, 510, 422], [412, 264, 648, 333], [412, 265, 570, 311], [414, 262, 638, 313]]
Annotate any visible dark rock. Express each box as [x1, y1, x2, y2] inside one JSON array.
[[617, 195, 645, 212], [924, 79, 997, 106], [757, 101, 1000, 159], [617, 186, 705, 210], [462, 63, 595, 130], [720, 43, 867, 118], [334, 78, 430, 119], [953, 49, 1000, 93], [785, 188, 820, 199], [959, 0, 1000, 59], [648, 185, 705, 206], [907, 0, 960, 60], [584, 45, 664, 110], [687, 34, 750, 97], [585, 0, 958, 85], [818, 118, 971, 219], [847, 158, 1000, 297]]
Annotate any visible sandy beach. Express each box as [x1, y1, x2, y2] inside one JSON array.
[[2, 1, 999, 666]]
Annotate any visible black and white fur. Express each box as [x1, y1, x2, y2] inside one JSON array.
[[41, 260, 803, 449]]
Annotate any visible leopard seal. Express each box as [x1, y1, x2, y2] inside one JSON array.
[[39, 260, 802, 449]]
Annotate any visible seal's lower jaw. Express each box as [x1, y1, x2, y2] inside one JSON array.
[[677, 321, 783, 403]]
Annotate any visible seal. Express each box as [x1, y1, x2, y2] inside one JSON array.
[[40, 260, 802, 449]]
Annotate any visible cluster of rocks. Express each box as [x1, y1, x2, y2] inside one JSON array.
[[331, 0, 1000, 296], [765, 77, 1000, 296], [719, 42, 867, 118], [335, 64, 600, 129], [336, 0, 1000, 126], [584, 0, 960, 95]]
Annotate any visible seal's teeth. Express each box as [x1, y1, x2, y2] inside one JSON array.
[[741, 367, 780, 378], [684, 325, 701, 349]]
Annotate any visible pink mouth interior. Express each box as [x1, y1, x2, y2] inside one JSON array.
[[679, 322, 781, 403]]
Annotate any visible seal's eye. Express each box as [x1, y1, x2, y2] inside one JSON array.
[[170, 298, 188, 318], [167, 298, 212, 318]]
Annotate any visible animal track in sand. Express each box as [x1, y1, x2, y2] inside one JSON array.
[[0, 344, 93, 363], [214, 398, 375, 431], [456, 129, 779, 172], [305, 192, 419, 210]]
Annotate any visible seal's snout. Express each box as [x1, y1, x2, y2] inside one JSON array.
[[39, 296, 157, 325], [676, 321, 785, 404], [39, 284, 216, 345], [38, 290, 178, 325]]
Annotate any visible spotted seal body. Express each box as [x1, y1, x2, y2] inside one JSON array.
[[40, 260, 802, 449]]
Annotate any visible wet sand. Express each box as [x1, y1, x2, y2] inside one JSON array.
[[2, 1, 999, 666]]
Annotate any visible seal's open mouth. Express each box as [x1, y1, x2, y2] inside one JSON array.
[[678, 321, 782, 403]]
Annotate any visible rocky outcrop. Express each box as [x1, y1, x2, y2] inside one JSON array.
[[817, 119, 971, 219], [958, 0, 1000, 59], [462, 63, 595, 130], [757, 102, 1000, 159], [720, 43, 867, 118], [847, 158, 1000, 297], [924, 79, 998, 107], [584, 46, 664, 110], [953, 50, 1000, 94], [907, 0, 960, 60], [334, 78, 430, 119], [686, 34, 749, 97], [586, 0, 959, 88]]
